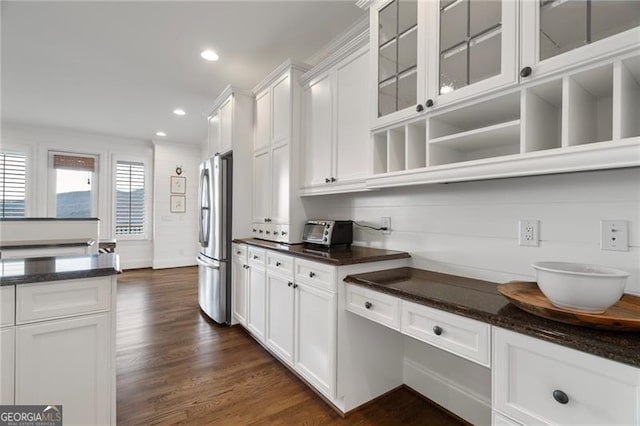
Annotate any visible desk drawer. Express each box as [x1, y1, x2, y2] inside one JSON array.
[[401, 300, 490, 367], [232, 243, 247, 262], [295, 259, 335, 292], [17, 276, 112, 324], [266, 251, 294, 278], [493, 327, 640, 426], [345, 284, 400, 330], [248, 247, 266, 268]]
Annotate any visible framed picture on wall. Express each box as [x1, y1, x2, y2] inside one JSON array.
[[170, 195, 186, 213], [171, 176, 186, 194]]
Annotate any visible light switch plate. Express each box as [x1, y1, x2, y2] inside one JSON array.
[[601, 220, 628, 251]]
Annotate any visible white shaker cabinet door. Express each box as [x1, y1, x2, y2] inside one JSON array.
[[231, 256, 248, 326], [252, 150, 271, 223], [271, 73, 291, 143], [246, 265, 266, 342], [219, 96, 233, 154], [270, 143, 290, 225], [15, 313, 111, 426], [0, 327, 14, 405], [335, 46, 371, 184], [265, 272, 295, 365], [303, 73, 333, 187], [255, 89, 271, 151]]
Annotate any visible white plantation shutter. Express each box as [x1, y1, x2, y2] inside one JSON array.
[[116, 161, 145, 235], [0, 151, 26, 217]]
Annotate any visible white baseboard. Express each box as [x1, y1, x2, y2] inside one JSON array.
[[152, 257, 197, 269], [120, 259, 152, 270], [403, 357, 491, 426]]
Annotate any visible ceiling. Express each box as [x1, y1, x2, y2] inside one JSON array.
[[1, 1, 365, 145]]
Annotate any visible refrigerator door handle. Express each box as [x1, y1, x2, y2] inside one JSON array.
[[199, 168, 211, 247], [196, 255, 220, 269]]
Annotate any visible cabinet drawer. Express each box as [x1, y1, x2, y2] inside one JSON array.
[[345, 284, 400, 330], [16, 277, 112, 324], [401, 300, 490, 367], [295, 259, 336, 292], [266, 251, 294, 278], [1, 286, 15, 327], [232, 243, 247, 262], [278, 224, 290, 243], [248, 247, 266, 268], [493, 327, 640, 426]]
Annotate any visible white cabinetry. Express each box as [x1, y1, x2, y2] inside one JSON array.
[[205, 86, 254, 240], [251, 60, 310, 243], [1, 285, 15, 327], [493, 327, 640, 426], [1, 285, 15, 405], [9, 276, 116, 425], [301, 38, 372, 195], [246, 247, 266, 342], [265, 252, 295, 365], [16, 314, 111, 425], [231, 243, 248, 326]]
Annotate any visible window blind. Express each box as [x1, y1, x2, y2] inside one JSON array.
[[116, 161, 145, 235], [0, 151, 26, 218]]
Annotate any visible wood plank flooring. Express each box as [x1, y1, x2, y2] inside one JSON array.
[[116, 267, 466, 425]]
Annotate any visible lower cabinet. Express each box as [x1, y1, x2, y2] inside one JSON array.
[[231, 245, 248, 326], [0, 327, 15, 405], [294, 281, 336, 398], [247, 263, 266, 342], [265, 271, 295, 365], [15, 313, 112, 425], [493, 327, 640, 426]]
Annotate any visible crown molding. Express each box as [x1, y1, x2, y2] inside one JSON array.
[[300, 26, 369, 85], [305, 15, 369, 67], [204, 85, 253, 117], [356, 0, 376, 10], [251, 59, 311, 95]]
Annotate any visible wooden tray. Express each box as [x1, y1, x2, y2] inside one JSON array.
[[498, 281, 640, 332]]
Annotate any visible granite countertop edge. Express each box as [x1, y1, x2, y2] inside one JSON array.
[[1, 267, 119, 286], [1, 239, 96, 250], [344, 275, 640, 369], [233, 238, 411, 265]]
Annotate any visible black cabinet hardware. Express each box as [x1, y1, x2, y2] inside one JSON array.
[[433, 326, 443, 336], [425, 99, 434, 107], [365, 301, 372, 309], [552, 390, 569, 404], [520, 66, 532, 78]]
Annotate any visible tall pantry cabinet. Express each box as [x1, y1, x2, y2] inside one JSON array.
[[251, 60, 310, 243]]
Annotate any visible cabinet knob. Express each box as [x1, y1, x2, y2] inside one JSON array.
[[416, 104, 424, 112], [281, 231, 287, 236], [236, 250, 242, 255], [265, 230, 271, 235], [252, 229, 257, 232], [325, 178, 331, 183], [276, 261, 281, 267], [309, 271, 316, 278], [288, 281, 293, 287], [253, 255, 259, 260], [433, 325, 443, 336], [365, 301, 372, 309], [425, 99, 434, 108], [293, 283, 298, 289], [330, 177, 336, 182], [259, 230, 264, 233], [552, 390, 569, 405], [520, 66, 532, 78], [243, 264, 249, 269]]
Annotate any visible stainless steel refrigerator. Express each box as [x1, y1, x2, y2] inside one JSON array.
[[197, 152, 232, 324]]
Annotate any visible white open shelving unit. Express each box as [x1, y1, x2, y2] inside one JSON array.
[[368, 52, 640, 187]]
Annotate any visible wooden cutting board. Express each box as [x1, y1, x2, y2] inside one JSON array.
[[498, 281, 640, 332]]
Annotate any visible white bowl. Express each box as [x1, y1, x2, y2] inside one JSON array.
[[532, 261, 629, 313]]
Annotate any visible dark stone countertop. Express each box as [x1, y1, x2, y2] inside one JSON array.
[[0, 238, 96, 250], [344, 267, 640, 369], [0, 253, 120, 286], [233, 238, 410, 266]]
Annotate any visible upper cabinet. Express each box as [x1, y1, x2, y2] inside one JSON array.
[[301, 28, 372, 195], [520, 0, 640, 80], [370, 0, 518, 129], [251, 60, 310, 243]]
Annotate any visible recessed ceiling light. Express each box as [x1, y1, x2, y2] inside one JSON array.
[[173, 108, 186, 116], [156, 131, 167, 137], [200, 49, 219, 61]]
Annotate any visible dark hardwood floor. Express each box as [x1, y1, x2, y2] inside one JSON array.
[[116, 267, 466, 425]]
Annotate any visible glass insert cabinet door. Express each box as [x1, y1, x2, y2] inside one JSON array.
[[373, 0, 424, 124], [428, 0, 517, 104], [521, 0, 640, 78]]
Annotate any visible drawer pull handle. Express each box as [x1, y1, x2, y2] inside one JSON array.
[[552, 390, 569, 405], [276, 261, 281, 267], [236, 250, 242, 255], [433, 326, 443, 336], [309, 272, 316, 278], [253, 255, 259, 260], [365, 301, 372, 309]]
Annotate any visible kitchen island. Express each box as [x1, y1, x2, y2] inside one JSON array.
[[0, 253, 119, 425]]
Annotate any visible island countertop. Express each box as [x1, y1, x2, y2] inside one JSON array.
[[0, 253, 120, 286], [344, 267, 640, 369], [233, 238, 410, 265]]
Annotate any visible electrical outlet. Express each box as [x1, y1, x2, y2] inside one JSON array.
[[381, 217, 391, 235], [601, 220, 628, 251], [519, 220, 539, 247]]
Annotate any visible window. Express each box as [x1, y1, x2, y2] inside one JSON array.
[[115, 161, 145, 236], [49, 153, 98, 218], [0, 151, 26, 217]]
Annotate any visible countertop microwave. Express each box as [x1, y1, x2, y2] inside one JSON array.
[[302, 220, 353, 247]]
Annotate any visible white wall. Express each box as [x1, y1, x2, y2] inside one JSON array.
[[302, 167, 640, 295], [152, 141, 200, 268]]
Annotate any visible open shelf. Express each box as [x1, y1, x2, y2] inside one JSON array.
[[430, 120, 520, 150], [617, 55, 640, 139], [406, 120, 426, 169], [524, 79, 563, 152], [429, 140, 519, 167], [565, 64, 614, 146], [388, 127, 406, 172]]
